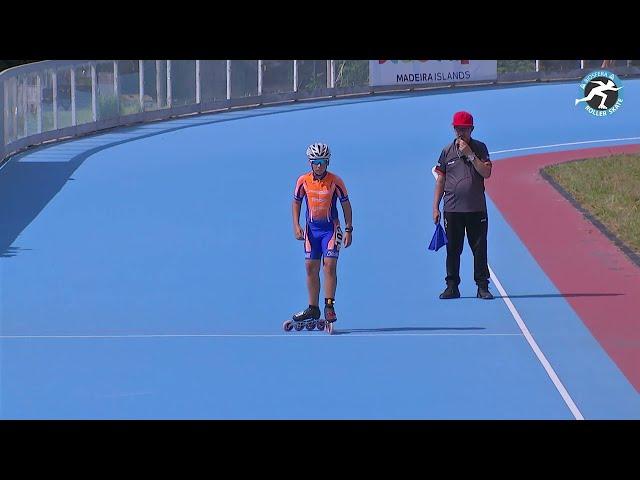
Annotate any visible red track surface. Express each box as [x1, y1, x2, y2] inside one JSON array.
[[486, 145, 640, 392]]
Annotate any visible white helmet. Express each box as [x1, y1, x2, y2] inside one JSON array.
[[306, 142, 331, 160]]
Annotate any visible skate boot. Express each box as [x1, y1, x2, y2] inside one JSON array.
[[283, 305, 321, 332], [324, 298, 337, 335]]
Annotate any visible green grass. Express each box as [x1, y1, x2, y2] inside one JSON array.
[[543, 154, 640, 256]]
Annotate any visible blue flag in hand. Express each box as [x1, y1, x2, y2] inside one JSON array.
[[428, 223, 448, 251]]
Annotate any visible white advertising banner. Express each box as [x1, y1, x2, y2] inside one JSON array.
[[369, 60, 497, 86]]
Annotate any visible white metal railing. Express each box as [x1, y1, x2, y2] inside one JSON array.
[[2, 60, 639, 165]]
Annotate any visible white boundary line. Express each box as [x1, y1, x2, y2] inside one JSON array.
[[489, 266, 584, 420]]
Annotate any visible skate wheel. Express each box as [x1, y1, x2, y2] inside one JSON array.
[[317, 320, 325, 331], [306, 320, 316, 330], [294, 321, 305, 331], [283, 320, 293, 332]]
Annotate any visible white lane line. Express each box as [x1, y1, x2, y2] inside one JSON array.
[[0, 333, 522, 339], [489, 265, 584, 420], [490, 137, 640, 155]]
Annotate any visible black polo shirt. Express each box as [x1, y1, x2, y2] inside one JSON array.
[[434, 138, 491, 212]]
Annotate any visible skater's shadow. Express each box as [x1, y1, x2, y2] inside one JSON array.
[[334, 326, 485, 335]]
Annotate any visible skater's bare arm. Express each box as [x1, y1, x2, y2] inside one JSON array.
[[292, 200, 304, 240], [342, 200, 353, 248]]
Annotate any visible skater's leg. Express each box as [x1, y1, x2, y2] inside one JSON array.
[[321, 223, 341, 300], [323, 257, 337, 299], [320, 225, 341, 324], [305, 259, 321, 306], [288, 224, 325, 329], [323, 258, 338, 321]]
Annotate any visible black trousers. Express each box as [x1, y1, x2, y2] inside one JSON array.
[[443, 211, 490, 287]]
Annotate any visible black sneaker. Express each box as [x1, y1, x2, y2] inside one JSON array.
[[477, 286, 494, 300], [439, 285, 460, 299]]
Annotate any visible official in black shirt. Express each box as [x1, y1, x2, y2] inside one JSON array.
[[432, 111, 494, 300]]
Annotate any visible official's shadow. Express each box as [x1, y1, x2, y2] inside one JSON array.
[[458, 293, 624, 299], [333, 326, 486, 335]]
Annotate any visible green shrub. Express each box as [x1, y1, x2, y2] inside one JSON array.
[[98, 95, 119, 120]]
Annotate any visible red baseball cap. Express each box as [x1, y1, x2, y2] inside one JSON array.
[[452, 111, 474, 127]]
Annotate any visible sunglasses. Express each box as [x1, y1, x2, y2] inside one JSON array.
[[310, 159, 329, 166]]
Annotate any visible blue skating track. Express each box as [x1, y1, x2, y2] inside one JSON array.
[[1, 79, 639, 419]]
